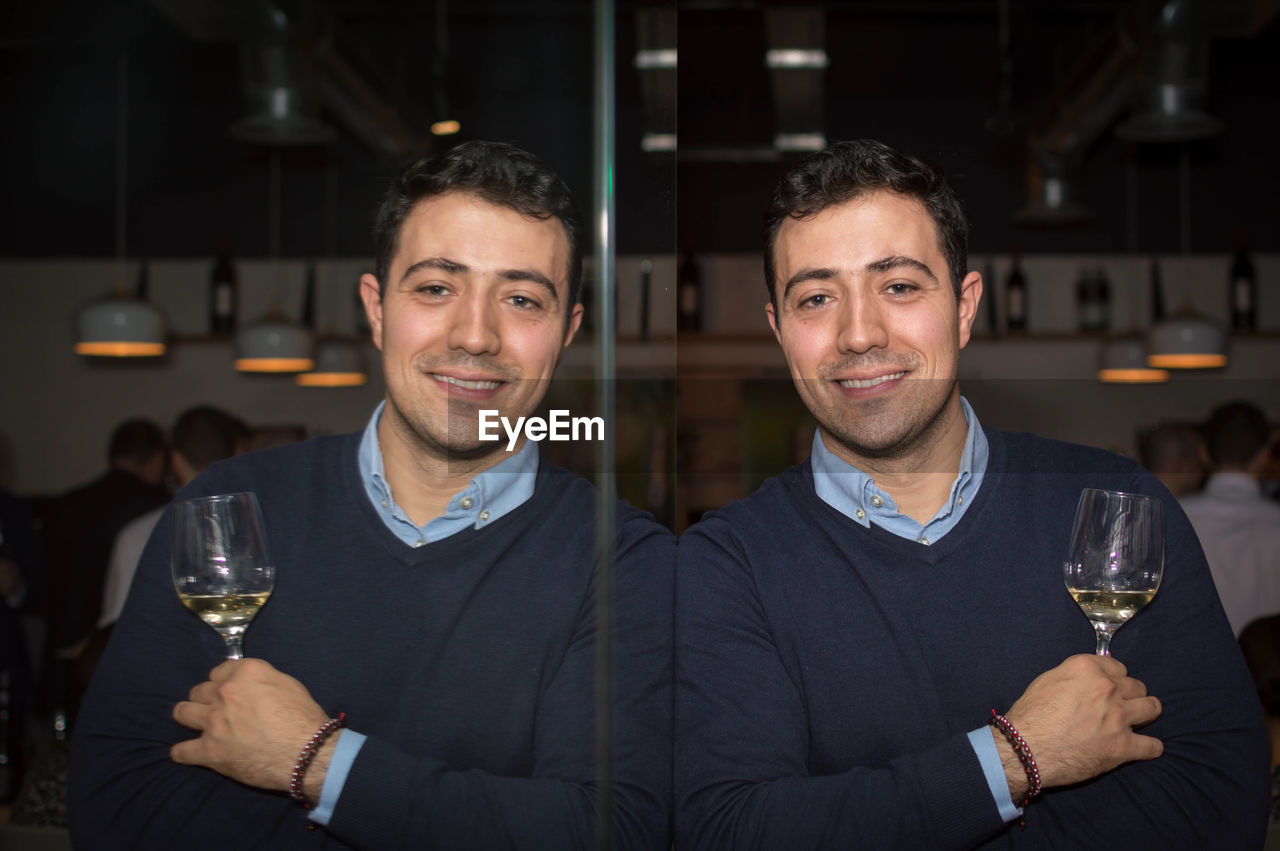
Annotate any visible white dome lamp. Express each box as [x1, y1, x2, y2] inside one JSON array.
[[234, 307, 315, 372], [1147, 303, 1228, 369], [295, 337, 366, 387], [1097, 335, 1169, 383]]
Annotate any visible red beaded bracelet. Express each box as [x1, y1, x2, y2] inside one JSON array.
[[989, 710, 1042, 809], [289, 712, 346, 809]]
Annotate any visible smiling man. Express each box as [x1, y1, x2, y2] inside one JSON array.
[[675, 140, 1267, 848], [71, 142, 673, 850]]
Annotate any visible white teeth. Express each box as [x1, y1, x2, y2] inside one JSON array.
[[435, 375, 501, 390], [838, 371, 905, 389]]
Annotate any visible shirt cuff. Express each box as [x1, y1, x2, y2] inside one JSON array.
[[307, 729, 367, 827], [967, 727, 1023, 824]]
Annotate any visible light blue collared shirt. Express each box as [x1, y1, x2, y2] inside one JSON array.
[[311, 402, 539, 826], [810, 397, 1020, 824]]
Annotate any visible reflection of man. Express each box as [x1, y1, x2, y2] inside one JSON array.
[[676, 140, 1267, 848], [72, 142, 673, 849], [1181, 402, 1280, 637], [98, 406, 244, 630]]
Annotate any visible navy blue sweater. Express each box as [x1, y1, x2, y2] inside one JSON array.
[[676, 428, 1268, 849], [70, 432, 674, 850]]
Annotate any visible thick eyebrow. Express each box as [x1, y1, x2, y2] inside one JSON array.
[[782, 255, 939, 303], [866, 254, 939, 283], [399, 257, 562, 306], [781, 267, 838, 302]]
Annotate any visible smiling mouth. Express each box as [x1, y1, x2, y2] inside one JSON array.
[[432, 374, 503, 391], [837, 371, 906, 390]]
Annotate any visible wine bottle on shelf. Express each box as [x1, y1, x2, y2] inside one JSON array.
[[1005, 251, 1027, 333], [302, 261, 317, 330], [210, 237, 238, 335], [134, 259, 150, 299], [1149, 257, 1165, 323], [677, 249, 702, 332], [639, 259, 652, 342], [1230, 233, 1257, 331], [1094, 265, 1112, 332]]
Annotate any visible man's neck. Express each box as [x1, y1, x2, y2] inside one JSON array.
[[823, 396, 969, 525], [377, 411, 520, 527]]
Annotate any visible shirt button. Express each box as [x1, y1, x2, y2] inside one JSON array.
[[413, 540, 425, 548], [381, 500, 388, 508], [870, 495, 884, 508], [855, 508, 866, 520], [918, 537, 931, 546], [957, 496, 964, 505], [460, 496, 474, 510], [479, 510, 490, 521]]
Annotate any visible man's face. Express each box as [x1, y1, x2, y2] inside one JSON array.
[[360, 191, 581, 463], [766, 190, 981, 464]]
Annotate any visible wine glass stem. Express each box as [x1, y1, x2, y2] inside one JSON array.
[[1094, 627, 1113, 656], [224, 633, 244, 660]]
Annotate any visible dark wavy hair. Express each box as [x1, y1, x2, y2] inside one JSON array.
[[373, 141, 582, 316], [763, 139, 968, 314]]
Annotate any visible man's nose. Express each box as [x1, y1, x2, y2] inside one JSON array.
[[447, 292, 501, 356], [836, 287, 889, 354]]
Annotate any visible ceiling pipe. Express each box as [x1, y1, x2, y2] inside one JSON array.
[[1116, 0, 1222, 142]]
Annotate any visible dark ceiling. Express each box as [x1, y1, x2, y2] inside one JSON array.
[[1, 0, 1277, 260]]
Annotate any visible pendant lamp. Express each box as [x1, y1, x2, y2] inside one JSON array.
[[1098, 335, 1169, 383], [295, 337, 366, 386], [1147, 305, 1228, 368], [75, 55, 167, 358], [234, 307, 314, 372]]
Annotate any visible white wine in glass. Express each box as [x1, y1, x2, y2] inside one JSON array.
[[171, 492, 275, 660], [1063, 488, 1164, 656]]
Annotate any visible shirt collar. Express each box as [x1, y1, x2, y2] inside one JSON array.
[[811, 396, 988, 538], [358, 400, 539, 547]]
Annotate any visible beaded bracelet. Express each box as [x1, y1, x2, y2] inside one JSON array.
[[989, 709, 1042, 811], [289, 712, 346, 809]]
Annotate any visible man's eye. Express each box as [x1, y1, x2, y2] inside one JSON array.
[[417, 284, 449, 296], [886, 282, 917, 295], [509, 295, 542, 310], [800, 293, 829, 308]]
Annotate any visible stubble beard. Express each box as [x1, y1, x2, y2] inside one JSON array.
[[814, 375, 959, 466]]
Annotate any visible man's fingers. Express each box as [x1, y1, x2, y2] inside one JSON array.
[[170, 737, 204, 766], [1124, 731, 1165, 762], [1125, 694, 1163, 727], [173, 699, 210, 731]]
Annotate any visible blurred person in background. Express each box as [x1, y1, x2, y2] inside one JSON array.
[[1181, 402, 1280, 637], [97, 406, 244, 633], [1238, 615, 1280, 823], [43, 419, 169, 717], [1137, 421, 1206, 498]]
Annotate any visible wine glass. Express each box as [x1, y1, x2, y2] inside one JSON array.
[[1063, 488, 1164, 656], [171, 492, 274, 660]]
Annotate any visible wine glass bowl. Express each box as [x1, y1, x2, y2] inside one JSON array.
[[1063, 488, 1164, 656], [171, 492, 274, 660]]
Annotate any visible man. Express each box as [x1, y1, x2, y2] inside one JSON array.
[[45, 420, 169, 697], [676, 140, 1267, 848], [1181, 401, 1280, 637], [71, 142, 673, 849], [1137, 421, 1206, 498], [98, 406, 244, 630]]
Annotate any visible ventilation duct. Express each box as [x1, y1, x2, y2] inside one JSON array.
[[1117, 0, 1222, 142], [227, 2, 335, 146], [635, 8, 677, 153], [764, 9, 827, 153]]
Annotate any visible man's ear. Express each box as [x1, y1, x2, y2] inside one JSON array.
[[563, 302, 584, 348], [359, 274, 384, 350], [956, 270, 983, 349], [766, 302, 782, 345]]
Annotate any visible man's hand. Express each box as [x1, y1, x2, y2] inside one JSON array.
[[998, 654, 1163, 799], [171, 658, 333, 796]]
